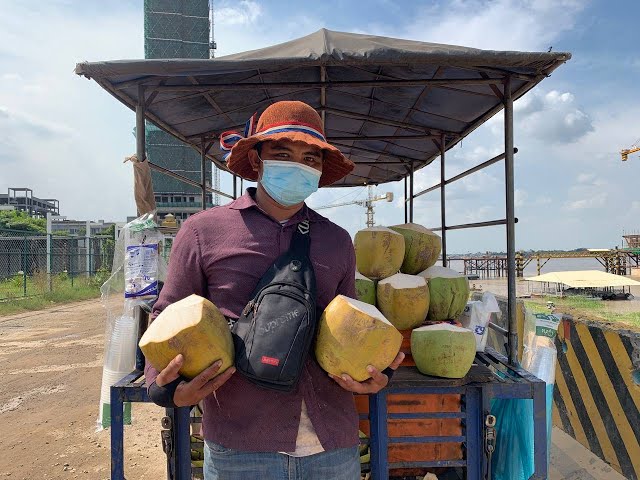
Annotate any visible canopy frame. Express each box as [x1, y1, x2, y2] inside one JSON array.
[[77, 29, 571, 367]]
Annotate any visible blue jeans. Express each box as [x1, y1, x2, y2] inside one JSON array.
[[204, 440, 361, 480]]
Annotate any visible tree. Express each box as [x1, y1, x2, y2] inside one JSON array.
[[0, 210, 46, 233]]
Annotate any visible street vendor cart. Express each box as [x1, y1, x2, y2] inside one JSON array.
[[75, 28, 570, 480]]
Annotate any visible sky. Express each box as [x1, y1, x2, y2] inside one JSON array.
[[1, 0, 639, 253]]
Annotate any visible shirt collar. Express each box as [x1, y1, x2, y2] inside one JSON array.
[[229, 187, 316, 224]]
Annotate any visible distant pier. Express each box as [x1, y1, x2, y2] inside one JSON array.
[[448, 249, 640, 278]]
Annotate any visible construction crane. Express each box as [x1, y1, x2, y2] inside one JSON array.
[[315, 186, 393, 228], [621, 138, 640, 161]]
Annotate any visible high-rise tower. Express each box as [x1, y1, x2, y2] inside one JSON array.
[[143, 0, 218, 222]]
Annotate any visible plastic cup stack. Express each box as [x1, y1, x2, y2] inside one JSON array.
[[97, 314, 139, 430]]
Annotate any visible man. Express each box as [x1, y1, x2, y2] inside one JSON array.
[[145, 101, 404, 479]]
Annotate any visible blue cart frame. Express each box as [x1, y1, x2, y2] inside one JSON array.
[[109, 346, 548, 480]]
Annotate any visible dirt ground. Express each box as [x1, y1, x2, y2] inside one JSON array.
[[0, 298, 628, 480], [0, 297, 166, 480]]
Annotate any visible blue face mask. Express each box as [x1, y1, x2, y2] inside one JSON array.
[[259, 159, 321, 207]]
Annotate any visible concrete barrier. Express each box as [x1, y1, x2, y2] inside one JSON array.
[[554, 317, 640, 480], [477, 293, 640, 479]]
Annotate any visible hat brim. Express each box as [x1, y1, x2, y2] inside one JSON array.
[[226, 131, 354, 187]]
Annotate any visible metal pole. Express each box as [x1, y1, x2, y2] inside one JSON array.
[[136, 85, 146, 163], [46, 213, 52, 292], [233, 175, 237, 199], [147, 161, 233, 199], [440, 134, 447, 267], [429, 218, 511, 232], [22, 236, 27, 297], [404, 176, 408, 224], [409, 163, 414, 223], [85, 220, 91, 277], [201, 138, 207, 211], [504, 75, 518, 365], [174, 407, 192, 479], [413, 149, 518, 198]]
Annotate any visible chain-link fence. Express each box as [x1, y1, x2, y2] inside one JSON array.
[[0, 228, 115, 300]]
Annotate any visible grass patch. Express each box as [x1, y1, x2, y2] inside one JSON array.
[[525, 296, 640, 329], [0, 274, 102, 317]]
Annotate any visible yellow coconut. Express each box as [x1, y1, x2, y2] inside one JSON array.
[[389, 223, 442, 275], [354, 227, 405, 280], [376, 273, 430, 330], [315, 295, 402, 382], [139, 294, 234, 379]]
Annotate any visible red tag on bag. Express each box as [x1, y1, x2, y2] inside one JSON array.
[[261, 356, 280, 366]]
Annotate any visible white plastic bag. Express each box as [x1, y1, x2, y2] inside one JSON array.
[[460, 292, 501, 352], [96, 212, 167, 431]]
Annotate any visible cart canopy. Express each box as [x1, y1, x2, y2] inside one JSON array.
[[75, 29, 570, 186]]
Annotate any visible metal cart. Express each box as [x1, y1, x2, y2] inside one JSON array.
[[78, 28, 570, 480]]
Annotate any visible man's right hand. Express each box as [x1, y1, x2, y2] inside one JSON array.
[[156, 354, 236, 407]]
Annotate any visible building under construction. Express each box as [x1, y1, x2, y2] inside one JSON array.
[[0, 188, 59, 218], [144, 0, 218, 222]]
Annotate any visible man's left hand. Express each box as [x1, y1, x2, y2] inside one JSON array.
[[329, 352, 405, 394]]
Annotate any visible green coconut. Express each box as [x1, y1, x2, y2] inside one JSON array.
[[355, 271, 376, 305], [389, 223, 442, 275], [411, 323, 476, 378], [419, 266, 470, 321], [354, 227, 405, 280], [376, 273, 430, 330]]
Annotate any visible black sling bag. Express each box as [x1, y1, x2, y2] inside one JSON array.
[[231, 220, 317, 392]]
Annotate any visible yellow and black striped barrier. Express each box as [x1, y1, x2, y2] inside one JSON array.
[[553, 317, 640, 480]]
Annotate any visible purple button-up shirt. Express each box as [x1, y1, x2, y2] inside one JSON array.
[[145, 188, 359, 452]]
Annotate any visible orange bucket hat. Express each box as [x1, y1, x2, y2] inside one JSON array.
[[221, 101, 354, 187]]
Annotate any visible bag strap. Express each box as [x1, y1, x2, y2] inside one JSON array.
[[289, 219, 311, 256]]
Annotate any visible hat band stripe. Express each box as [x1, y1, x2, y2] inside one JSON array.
[[258, 124, 326, 142], [220, 120, 327, 162]]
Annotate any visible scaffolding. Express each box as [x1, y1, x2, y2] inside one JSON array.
[[143, 0, 217, 221], [623, 232, 640, 249]]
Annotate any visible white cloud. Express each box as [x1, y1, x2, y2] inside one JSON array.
[[516, 90, 594, 144], [577, 172, 595, 183], [459, 205, 495, 224], [216, 0, 263, 26], [459, 171, 500, 194], [564, 192, 608, 211], [0, 105, 76, 138], [515, 189, 528, 207], [0, 0, 635, 255], [400, 0, 586, 52], [0, 1, 144, 220]]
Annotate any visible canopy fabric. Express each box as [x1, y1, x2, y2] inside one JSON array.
[[525, 271, 640, 289], [75, 28, 570, 187]]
